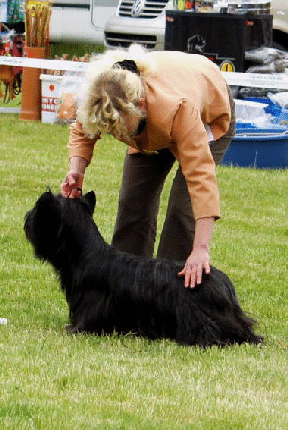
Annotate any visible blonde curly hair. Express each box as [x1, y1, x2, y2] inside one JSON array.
[[77, 44, 156, 140]]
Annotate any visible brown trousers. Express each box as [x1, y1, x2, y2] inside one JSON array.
[[112, 89, 235, 261]]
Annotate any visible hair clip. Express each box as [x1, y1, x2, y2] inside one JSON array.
[[113, 59, 140, 75]]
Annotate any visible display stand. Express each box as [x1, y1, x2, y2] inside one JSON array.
[[20, 47, 46, 121]]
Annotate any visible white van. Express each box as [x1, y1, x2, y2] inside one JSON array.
[[104, 0, 173, 50], [104, 0, 288, 51], [49, 0, 119, 44]]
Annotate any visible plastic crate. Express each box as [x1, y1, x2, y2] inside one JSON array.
[[240, 97, 288, 127], [221, 131, 288, 169]]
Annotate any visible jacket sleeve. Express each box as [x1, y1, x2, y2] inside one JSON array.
[[68, 120, 100, 164], [170, 101, 221, 221]]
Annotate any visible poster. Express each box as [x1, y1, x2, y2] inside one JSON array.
[[0, 0, 8, 22], [7, 0, 25, 22], [0, 0, 25, 23]]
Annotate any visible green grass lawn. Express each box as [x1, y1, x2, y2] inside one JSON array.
[[0, 113, 287, 429]]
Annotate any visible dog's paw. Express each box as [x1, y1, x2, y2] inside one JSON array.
[[64, 324, 79, 334]]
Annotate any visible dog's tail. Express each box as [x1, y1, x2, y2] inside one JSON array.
[[222, 310, 264, 346]]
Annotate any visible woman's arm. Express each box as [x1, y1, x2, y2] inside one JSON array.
[[61, 121, 99, 198], [170, 101, 221, 221], [170, 102, 220, 287]]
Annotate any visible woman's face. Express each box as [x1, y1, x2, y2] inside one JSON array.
[[121, 111, 143, 138], [120, 98, 147, 138]]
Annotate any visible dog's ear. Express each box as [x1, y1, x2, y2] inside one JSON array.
[[36, 187, 55, 204], [36, 191, 61, 221], [82, 191, 96, 214]]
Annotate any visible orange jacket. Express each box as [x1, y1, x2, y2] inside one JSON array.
[[68, 52, 231, 220]]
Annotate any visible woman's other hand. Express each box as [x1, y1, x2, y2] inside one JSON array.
[[61, 171, 84, 198], [61, 156, 87, 198]]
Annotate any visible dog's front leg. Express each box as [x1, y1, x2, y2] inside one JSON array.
[[64, 324, 80, 334]]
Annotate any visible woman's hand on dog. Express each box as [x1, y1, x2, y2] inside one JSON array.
[[178, 217, 214, 288], [179, 246, 210, 289]]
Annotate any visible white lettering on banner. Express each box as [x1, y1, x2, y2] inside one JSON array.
[[41, 97, 58, 112], [222, 72, 288, 89]]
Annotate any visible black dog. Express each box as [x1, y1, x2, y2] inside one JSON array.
[[24, 191, 262, 347]]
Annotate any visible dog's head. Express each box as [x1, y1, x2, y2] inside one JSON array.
[[24, 190, 96, 262]]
